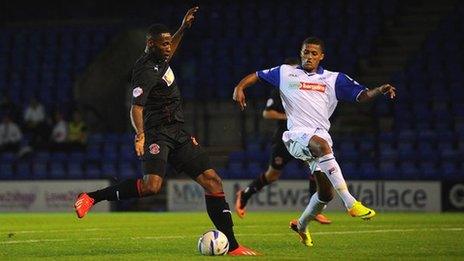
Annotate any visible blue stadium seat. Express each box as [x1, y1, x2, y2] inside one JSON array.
[[119, 162, 136, 179], [359, 162, 377, 179], [86, 163, 101, 179], [16, 162, 31, 179], [32, 162, 48, 179], [228, 162, 244, 179], [50, 162, 66, 179], [379, 160, 397, 179], [400, 161, 419, 180], [0, 163, 14, 179], [66, 162, 82, 179], [245, 162, 262, 179]]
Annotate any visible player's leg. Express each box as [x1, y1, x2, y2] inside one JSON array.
[[235, 141, 291, 218], [309, 135, 375, 219], [74, 134, 169, 219], [173, 132, 259, 256], [74, 173, 164, 218], [290, 166, 334, 246], [309, 170, 332, 224]]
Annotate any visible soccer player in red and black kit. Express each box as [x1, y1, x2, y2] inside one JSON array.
[[73, 7, 259, 256], [235, 59, 331, 225]]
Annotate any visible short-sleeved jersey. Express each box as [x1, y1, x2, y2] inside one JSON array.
[[131, 53, 184, 131], [264, 89, 287, 142], [257, 65, 366, 132]]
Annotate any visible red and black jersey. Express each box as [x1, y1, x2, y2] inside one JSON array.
[[131, 52, 184, 131]]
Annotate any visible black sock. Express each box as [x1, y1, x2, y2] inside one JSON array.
[[205, 193, 239, 251], [242, 173, 269, 204], [88, 179, 141, 203]]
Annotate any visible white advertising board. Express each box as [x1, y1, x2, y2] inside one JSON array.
[[167, 180, 441, 212], [0, 180, 111, 212]]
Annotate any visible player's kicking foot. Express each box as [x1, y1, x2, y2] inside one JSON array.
[[228, 245, 261, 256], [348, 201, 376, 220], [289, 219, 313, 247], [234, 190, 246, 218], [314, 214, 332, 224], [74, 193, 95, 218]]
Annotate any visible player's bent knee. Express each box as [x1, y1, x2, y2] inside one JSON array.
[[141, 175, 163, 195], [197, 169, 223, 193], [310, 136, 332, 157]]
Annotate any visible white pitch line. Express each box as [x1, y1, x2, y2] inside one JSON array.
[[1, 227, 463, 245]]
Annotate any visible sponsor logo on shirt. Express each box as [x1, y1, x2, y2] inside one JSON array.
[[133, 87, 143, 97], [162, 66, 175, 86], [149, 143, 160, 155], [299, 82, 326, 92], [266, 98, 274, 107]]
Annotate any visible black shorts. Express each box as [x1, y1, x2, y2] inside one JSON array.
[[269, 139, 295, 170], [141, 123, 211, 179]]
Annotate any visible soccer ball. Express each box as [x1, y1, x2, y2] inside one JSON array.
[[197, 229, 229, 256]]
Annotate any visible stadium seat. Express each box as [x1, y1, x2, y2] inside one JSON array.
[[32, 162, 48, 179], [0, 163, 14, 179], [50, 162, 66, 179], [68, 162, 84, 179]]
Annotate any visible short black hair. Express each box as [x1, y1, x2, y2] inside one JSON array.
[[283, 57, 300, 65], [301, 37, 325, 53], [146, 23, 170, 39]]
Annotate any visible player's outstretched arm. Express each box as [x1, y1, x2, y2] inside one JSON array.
[[357, 84, 396, 103], [233, 73, 259, 110], [169, 6, 199, 61]]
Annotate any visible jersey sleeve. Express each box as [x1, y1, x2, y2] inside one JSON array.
[[256, 66, 281, 88], [131, 68, 159, 106], [334, 73, 367, 102], [264, 89, 285, 112]]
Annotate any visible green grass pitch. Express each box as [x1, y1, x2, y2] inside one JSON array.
[[1, 212, 463, 260]]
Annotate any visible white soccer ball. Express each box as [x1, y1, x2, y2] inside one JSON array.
[[197, 229, 229, 256]]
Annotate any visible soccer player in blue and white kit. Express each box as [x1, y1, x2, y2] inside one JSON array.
[[233, 37, 396, 247]]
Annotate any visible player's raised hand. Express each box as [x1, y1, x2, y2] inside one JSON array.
[[380, 84, 396, 99], [134, 133, 145, 157], [182, 6, 199, 29], [233, 87, 247, 111]]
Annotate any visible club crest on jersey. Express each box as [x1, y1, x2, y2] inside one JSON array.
[[162, 66, 175, 86], [133, 87, 143, 97], [328, 167, 336, 175], [299, 82, 326, 92], [149, 143, 160, 154], [266, 98, 274, 107]]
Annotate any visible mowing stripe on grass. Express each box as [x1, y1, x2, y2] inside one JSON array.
[[1, 227, 463, 245]]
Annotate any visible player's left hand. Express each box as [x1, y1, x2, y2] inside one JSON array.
[[380, 84, 396, 99], [233, 87, 247, 110], [182, 6, 199, 29]]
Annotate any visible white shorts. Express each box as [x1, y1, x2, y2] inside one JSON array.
[[282, 128, 333, 173]]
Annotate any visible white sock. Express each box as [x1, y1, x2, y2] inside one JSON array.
[[318, 154, 356, 209], [297, 192, 327, 231]]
